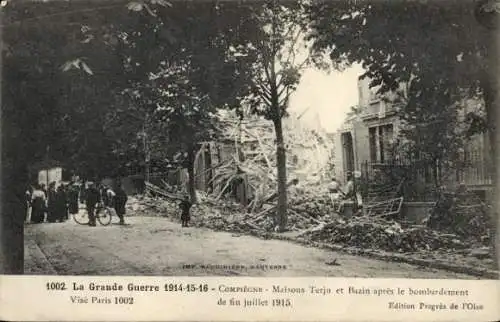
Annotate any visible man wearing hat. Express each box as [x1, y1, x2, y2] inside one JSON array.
[[85, 181, 101, 226]]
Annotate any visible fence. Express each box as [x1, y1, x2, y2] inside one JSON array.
[[359, 150, 492, 202], [451, 150, 492, 187]]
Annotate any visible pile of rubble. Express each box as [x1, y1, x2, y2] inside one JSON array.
[[290, 194, 337, 217], [295, 188, 492, 256], [212, 110, 335, 210], [301, 217, 471, 253], [130, 185, 491, 252], [424, 186, 491, 243], [127, 191, 495, 273], [127, 191, 335, 233], [126, 195, 175, 217]]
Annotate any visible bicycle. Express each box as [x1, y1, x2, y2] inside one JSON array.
[[72, 203, 113, 226]]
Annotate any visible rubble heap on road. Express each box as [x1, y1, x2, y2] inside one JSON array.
[[126, 192, 495, 273], [302, 217, 470, 253], [128, 192, 491, 252], [127, 193, 336, 232]]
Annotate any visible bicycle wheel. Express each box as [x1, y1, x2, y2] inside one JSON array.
[[97, 207, 112, 226], [73, 211, 89, 225]]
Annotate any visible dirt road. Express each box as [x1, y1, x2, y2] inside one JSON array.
[[24, 216, 479, 278]]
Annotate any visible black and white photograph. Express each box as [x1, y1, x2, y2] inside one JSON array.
[[1, 0, 499, 280]]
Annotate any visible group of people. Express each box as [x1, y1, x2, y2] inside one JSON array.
[[27, 182, 78, 224], [81, 181, 128, 226], [26, 180, 128, 226]]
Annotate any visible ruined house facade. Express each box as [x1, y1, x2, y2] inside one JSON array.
[[333, 76, 402, 184], [334, 76, 492, 196]]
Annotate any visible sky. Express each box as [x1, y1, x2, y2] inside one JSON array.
[[288, 63, 364, 134]]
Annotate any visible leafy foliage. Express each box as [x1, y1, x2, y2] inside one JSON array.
[[305, 1, 495, 134], [232, 0, 310, 121], [2, 0, 263, 182], [307, 1, 490, 94], [306, 0, 496, 177]]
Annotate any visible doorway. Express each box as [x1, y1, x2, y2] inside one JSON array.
[[341, 132, 355, 175]]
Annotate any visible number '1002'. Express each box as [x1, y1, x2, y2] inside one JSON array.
[[46, 282, 67, 290], [115, 297, 134, 304]]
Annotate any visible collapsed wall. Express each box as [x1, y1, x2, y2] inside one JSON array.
[[210, 109, 335, 208]]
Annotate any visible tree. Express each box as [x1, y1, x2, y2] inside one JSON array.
[[150, 59, 219, 203], [306, 0, 494, 150], [306, 0, 499, 261], [57, 0, 260, 185], [0, 0, 173, 272], [1, 0, 149, 180], [230, 0, 311, 232], [110, 1, 263, 201], [396, 88, 469, 189]]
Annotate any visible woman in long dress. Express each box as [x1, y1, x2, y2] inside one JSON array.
[[46, 182, 57, 223], [25, 185, 33, 223], [30, 184, 46, 224], [55, 185, 68, 222]]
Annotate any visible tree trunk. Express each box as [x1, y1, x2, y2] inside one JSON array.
[[1, 119, 27, 274], [255, 178, 299, 210], [1, 164, 27, 274], [143, 119, 150, 183], [475, 0, 500, 269], [483, 51, 499, 269], [205, 144, 213, 192], [187, 148, 197, 204], [273, 117, 288, 232]]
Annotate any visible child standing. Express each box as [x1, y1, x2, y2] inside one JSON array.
[[179, 195, 192, 227]]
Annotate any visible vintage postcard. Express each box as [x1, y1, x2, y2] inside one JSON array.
[[1, 0, 499, 320]]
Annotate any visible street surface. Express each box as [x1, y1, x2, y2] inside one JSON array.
[[25, 216, 478, 278]]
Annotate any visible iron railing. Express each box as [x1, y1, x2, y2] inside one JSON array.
[[358, 150, 492, 202]]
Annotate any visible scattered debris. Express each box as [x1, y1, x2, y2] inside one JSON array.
[[470, 247, 491, 259], [127, 192, 495, 272], [146, 182, 178, 199], [210, 110, 335, 212], [364, 197, 404, 218], [301, 216, 475, 253], [325, 258, 340, 266], [424, 187, 491, 242]]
